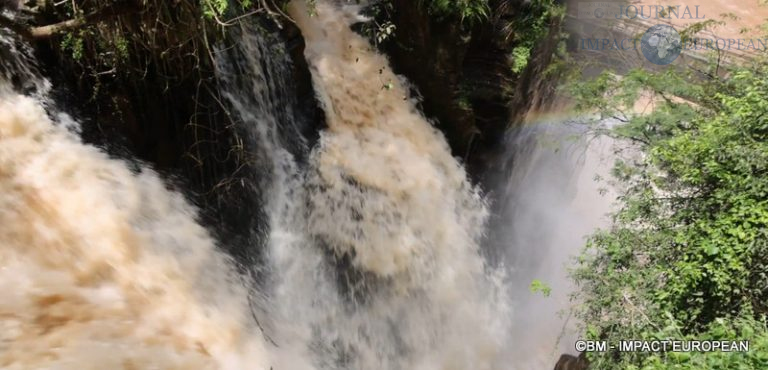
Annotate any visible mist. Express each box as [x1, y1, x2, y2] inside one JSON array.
[[488, 118, 618, 368]]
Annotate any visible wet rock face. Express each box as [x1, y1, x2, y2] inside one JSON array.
[[27, 3, 322, 263], [379, 0, 563, 181], [554, 353, 589, 370], [384, 0, 475, 157], [281, 16, 325, 148]]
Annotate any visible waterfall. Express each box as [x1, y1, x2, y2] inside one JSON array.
[[0, 25, 48, 96], [487, 118, 616, 368], [261, 1, 511, 368], [0, 91, 271, 369], [0, 1, 614, 369], [213, 19, 310, 270], [0, 22, 272, 370]]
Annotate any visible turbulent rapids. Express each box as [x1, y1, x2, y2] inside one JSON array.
[[0, 1, 612, 369], [0, 95, 271, 369]]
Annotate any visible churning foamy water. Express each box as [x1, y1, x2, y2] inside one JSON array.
[[257, 2, 511, 369], [0, 1, 509, 367], [0, 93, 270, 369], [0, 1, 616, 369]]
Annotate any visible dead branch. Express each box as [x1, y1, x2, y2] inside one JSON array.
[[31, 1, 139, 38], [0, 1, 140, 40]]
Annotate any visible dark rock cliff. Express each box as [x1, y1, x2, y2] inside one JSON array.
[[23, 0, 321, 263], [380, 0, 565, 181]]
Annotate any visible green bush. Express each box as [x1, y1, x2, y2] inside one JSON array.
[[585, 315, 768, 369], [570, 47, 768, 369], [640, 316, 768, 369]]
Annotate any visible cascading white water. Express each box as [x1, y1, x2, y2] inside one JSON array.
[[488, 118, 617, 369], [0, 91, 271, 369], [0, 1, 616, 368], [0, 27, 49, 96], [1, 1, 511, 366], [258, 1, 511, 369]]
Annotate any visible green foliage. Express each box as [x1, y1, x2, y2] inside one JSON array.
[[59, 27, 132, 70], [201, 0, 256, 19], [202, 0, 229, 18], [360, 1, 397, 45], [418, 0, 490, 24], [373, 21, 396, 44], [585, 315, 768, 369], [570, 40, 768, 368], [510, 46, 531, 73], [46, 0, 233, 108], [60, 32, 85, 62], [113, 35, 130, 61], [530, 279, 552, 297], [502, 0, 565, 74], [642, 316, 768, 369], [507, 0, 565, 42]]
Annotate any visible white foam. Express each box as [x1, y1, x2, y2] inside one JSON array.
[[0, 94, 271, 369]]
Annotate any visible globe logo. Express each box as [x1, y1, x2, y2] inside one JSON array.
[[641, 24, 682, 65]]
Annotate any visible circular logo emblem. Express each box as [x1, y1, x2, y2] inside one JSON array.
[[594, 8, 604, 18], [641, 24, 682, 65]]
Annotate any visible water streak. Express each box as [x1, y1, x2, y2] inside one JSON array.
[[264, 2, 512, 369], [0, 2, 615, 369], [0, 93, 270, 369]]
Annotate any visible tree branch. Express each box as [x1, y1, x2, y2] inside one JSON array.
[[0, 1, 140, 40]]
